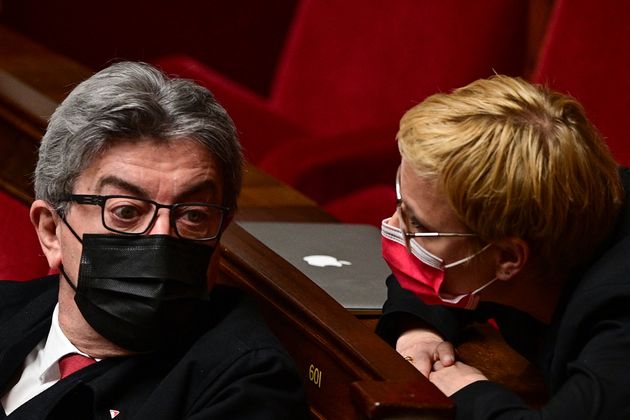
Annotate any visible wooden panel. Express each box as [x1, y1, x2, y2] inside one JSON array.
[[0, 25, 91, 203], [0, 25, 93, 104], [219, 223, 452, 418]]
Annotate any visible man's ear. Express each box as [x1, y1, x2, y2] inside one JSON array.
[[492, 237, 529, 281], [30, 199, 62, 270]]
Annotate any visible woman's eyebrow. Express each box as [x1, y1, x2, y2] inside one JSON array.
[[402, 200, 437, 232]]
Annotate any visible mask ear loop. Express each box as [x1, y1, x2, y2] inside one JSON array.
[[55, 208, 82, 292], [443, 243, 492, 269], [439, 244, 496, 308], [469, 277, 499, 295], [60, 265, 78, 292], [439, 277, 499, 309], [59, 215, 84, 244]]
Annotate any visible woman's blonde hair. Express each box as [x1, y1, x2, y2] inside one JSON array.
[[397, 75, 622, 268]]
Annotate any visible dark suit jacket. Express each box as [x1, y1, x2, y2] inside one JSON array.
[[377, 168, 630, 419], [0, 277, 307, 419]]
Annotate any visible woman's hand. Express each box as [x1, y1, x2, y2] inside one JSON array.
[[429, 360, 488, 396], [396, 327, 456, 377]]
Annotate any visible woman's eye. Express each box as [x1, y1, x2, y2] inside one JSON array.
[[410, 218, 428, 232]]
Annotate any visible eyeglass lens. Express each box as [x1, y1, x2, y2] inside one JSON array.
[[102, 197, 222, 240]]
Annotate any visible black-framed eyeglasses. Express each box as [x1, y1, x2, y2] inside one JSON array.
[[60, 194, 230, 241], [395, 166, 477, 252]]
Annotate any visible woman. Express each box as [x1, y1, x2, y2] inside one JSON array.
[[377, 75, 630, 419]]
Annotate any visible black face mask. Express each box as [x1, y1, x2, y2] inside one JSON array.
[[61, 234, 214, 353]]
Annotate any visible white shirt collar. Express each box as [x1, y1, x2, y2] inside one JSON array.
[[39, 304, 92, 382], [1, 304, 99, 415]]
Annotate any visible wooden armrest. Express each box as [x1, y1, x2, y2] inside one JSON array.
[[219, 223, 453, 419], [351, 380, 452, 419]]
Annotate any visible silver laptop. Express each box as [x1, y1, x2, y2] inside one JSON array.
[[237, 221, 390, 315]]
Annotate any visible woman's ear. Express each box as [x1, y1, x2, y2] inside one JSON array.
[[30, 200, 62, 270], [493, 237, 529, 281]]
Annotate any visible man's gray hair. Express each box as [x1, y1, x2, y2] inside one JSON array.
[[34, 61, 242, 210]]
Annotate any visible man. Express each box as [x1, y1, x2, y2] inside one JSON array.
[[377, 75, 630, 418], [0, 61, 307, 419]]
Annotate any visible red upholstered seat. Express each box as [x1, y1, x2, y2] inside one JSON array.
[[265, 0, 527, 139], [154, 1, 528, 223], [531, 0, 630, 166], [0, 190, 50, 281], [151, 55, 308, 163], [258, 124, 399, 225]]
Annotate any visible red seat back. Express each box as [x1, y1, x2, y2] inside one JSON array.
[[0, 190, 50, 281], [531, 0, 630, 165], [270, 0, 529, 137]]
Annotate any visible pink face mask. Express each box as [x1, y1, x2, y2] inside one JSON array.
[[381, 218, 495, 309]]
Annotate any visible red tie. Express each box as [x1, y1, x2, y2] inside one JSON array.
[[58, 353, 96, 379]]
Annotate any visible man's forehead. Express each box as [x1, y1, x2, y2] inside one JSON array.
[[94, 136, 215, 158], [91, 138, 217, 166], [76, 138, 222, 198]]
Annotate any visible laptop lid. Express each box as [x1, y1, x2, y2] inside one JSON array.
[[237, 221, 390, 315]]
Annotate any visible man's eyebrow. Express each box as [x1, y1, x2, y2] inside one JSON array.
[[96, 176, 149, 197], [96, 176, 219, 202]]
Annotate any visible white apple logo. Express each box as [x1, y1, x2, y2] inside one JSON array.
[[303, 255, 352, 268]]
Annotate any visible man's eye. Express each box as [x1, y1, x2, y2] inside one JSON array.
[[179, 208, 210, 225], [184, 211, 206, 223], [111, 205, 141, 220]]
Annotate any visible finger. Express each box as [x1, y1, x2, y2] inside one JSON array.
[[404, 353, 432, 378], [432, 360, 443, 371], [434, 341, 456, 366]]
